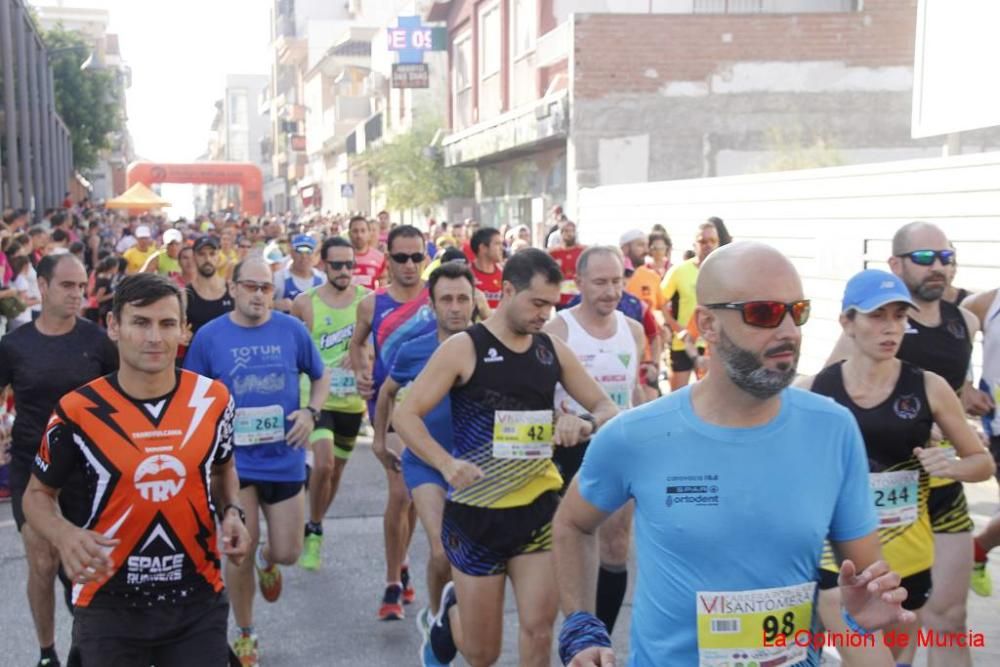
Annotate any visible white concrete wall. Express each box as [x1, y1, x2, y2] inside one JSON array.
[[578, 152, 1000, 374]]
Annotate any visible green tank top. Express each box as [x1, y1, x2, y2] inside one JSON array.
[[157, 252, 181, 277], [300, 285, 367, 413]]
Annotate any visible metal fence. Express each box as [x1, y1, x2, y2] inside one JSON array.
[[0, 0, 75, 214]]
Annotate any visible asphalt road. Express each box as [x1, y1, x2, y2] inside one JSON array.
[[2, 437, 998, 665]]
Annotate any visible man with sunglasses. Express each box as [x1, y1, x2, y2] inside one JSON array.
[[184, 258, 329, 666], [350, 224, 437, 620], [290, 237, 369, 571], [555, 241, 914, 667], [273, 234, 324, 313]]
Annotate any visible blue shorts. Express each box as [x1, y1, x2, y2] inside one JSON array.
[[401, 448, 446, 494]]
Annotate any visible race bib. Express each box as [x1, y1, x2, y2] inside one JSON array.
[[604, 382, 630, 409], [870, 471, 919, 527], [696, 582, 816, 667], [234, 405, 285, 446], [492, 410, 553, 459], [329, 366, 358, 397]]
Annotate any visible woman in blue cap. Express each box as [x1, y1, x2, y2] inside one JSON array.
[[796, 269, 992, 666]]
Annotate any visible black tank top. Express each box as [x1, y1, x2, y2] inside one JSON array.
[[449, 323, 563, 507], [812, 360, 932, 469], [896, 300, 971, 391], [186, 284, 234, 335]]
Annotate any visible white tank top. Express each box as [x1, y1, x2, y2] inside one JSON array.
[[553, 309, 638, 415], [981, 290, 1000, 436]]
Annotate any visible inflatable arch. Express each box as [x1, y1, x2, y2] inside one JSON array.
[[126, 162, 264, 216]]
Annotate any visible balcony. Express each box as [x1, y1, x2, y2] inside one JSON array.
[[536, 20, 569, 69]]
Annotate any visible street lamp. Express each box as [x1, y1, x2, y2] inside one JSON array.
[[47, 44, 101, 71]]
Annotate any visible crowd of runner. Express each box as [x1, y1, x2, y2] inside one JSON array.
[[0, 201, 998, 667]]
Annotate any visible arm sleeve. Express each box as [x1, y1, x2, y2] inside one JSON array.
[[828, 416, 879, 542], [576, 416, 632, 514], [295, 320, 326, 380], [32, 408, 83, 489], [212, 393, 236, 465]]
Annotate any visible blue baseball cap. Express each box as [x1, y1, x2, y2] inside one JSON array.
[[842, 269, 918, 314], [292, 233, 316, 253]]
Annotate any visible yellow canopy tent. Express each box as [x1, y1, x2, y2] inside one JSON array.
[[104, 182, 171, 210]]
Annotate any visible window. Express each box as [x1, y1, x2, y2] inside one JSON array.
[[452, 31, 473, 130], [510, 0, 537, 108], [511, 0, 536, 59], [478, 2, 502, 121]]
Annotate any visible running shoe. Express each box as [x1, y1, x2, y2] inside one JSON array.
[[233, 633, 259, 667], [401, 564, 416, 604], [379, 583, 405, 620], [971, 560, 993, 597], [421, 629, 451, 667], [256, 549, 283, 603], [416, 606, 432, 636], [37, 659, 60, 667], [426, 582, 458, 664], [299, 533, 322, 571]]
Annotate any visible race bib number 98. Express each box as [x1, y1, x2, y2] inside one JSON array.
[[696, 582, 815, 667], [492, 410, 553, 459], [234, 405, 285, 446]]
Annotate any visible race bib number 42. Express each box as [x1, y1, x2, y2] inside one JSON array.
[[696, 582, 816, 667], [870, 470, 919, 527], [492, 410, 553, 459], [234, 405, 285, 446]]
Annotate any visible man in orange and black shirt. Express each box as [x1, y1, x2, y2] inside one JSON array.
[[24, 273, 250, 667]]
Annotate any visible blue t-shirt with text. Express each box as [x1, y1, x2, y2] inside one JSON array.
[[184, 312, 325, 482], [577, 387, 877, 667]]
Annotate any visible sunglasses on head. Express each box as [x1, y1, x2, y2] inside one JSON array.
[[236, 280, 274, 294], [706, 300, 811, 328], [326, 260, 355, 271], [897, 249, 955, 266], [390, 252, 425, 264]]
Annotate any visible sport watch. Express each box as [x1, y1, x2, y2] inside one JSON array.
[[307, 406, 321, 424], [579, 413, 598, 437], [221, 503, 246, 525]]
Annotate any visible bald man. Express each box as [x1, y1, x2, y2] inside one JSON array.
[[553, 242, 914, 667]]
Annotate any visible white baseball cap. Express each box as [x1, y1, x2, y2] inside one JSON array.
[[135, 225, 151, 239], [163, 229, 183, 245]]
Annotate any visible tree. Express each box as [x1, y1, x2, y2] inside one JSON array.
[[353, 119, 473, 213], [42, 25, 122, 171]]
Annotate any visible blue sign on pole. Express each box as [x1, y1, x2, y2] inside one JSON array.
[[387, 16, 447, 64]]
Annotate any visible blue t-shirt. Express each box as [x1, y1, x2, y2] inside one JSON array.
[[184, 312, 325, 482], [577, 387, 876, 667], [390, 331, 453, 465]]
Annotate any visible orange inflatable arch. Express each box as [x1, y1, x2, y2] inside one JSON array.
[[126, 162, 264, 216]]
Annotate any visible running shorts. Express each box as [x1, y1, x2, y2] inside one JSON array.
[[239, 479, 304, 505], [310, 410, 363, 460], [927, 482, 974, 534]]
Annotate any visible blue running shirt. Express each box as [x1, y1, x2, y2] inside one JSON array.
[[185, 312, 325, 482], [577, 387, 877, 667], [390, 331, 454, 466]]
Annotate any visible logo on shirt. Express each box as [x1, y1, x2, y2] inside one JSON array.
[[231, 344, 283, 371], [484, 347, 504, 363], [893, 394, 921, 420], [618, 353, 632, 369], [664, 474, 720, 508], [134, 454, 187, 503], [946, 319, 967, 340], [535, 344, 555, 366], [126, 523, 185, 586]]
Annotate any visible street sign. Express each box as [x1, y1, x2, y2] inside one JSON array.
[[392, 63, 429, 89], [341, 183, 355, 198], [387, 16, 446, 64]]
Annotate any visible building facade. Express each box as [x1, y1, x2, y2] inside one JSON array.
[[426, 0, 998, 230]]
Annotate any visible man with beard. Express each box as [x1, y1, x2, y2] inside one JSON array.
[[349, 214, 385, 290], [554, 242, 914, 667], [186, 236, 233, 336], [291, 237, 369, 571], [549, 220, 586, 310]]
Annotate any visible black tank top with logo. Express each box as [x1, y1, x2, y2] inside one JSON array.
[[186, 284, 234, 335], [448, 323, 563, 507], [812, 360, 932, 469], [896, 300, 971, 391]]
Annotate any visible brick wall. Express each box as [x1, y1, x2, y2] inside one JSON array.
[[573, 0, 918, 99]]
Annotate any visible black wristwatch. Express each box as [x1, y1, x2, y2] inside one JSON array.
[[579, 413, 598, 437], [307, 406, 320, 424], [220, 503, 246, 524]]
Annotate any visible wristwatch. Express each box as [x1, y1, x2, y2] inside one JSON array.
[[307, 406, 320, 424], [220, 503, 246, 524], [579, 413, 598, 437]]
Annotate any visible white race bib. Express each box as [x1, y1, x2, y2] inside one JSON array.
[[870, 471, 919, 527], [492, 410, 553, 459], [696, 582, 816, 667], [329, 366, 358, 397], [234, 405, 285, 446]]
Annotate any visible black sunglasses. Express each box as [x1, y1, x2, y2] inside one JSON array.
[[896, 249, 955, 266], [706, 300, 811, 328], [390, 252, 425, 264], [326, 260, 355, 271]]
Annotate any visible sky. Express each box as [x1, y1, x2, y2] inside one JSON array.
[[34, 0, 272, 215]]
